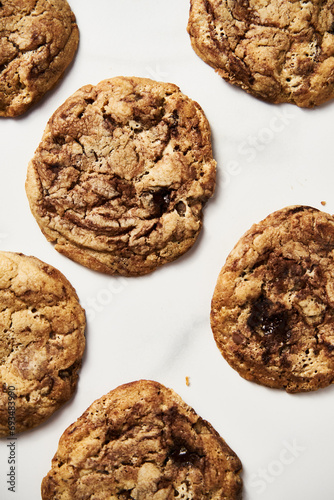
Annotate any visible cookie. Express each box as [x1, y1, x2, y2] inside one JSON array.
[[25, 76, 216, 276], [188, 0, 334, 107], [41, 379, 242, 499], [0, 251, 86, 436], [211, 206, 334, 393], [0, 0, 79, 117]]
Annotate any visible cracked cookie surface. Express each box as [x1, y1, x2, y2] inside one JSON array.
[[41, 379, 242, 500], [188, 0, 334, 107], [26, 76, 216, 276], [0, 251, 86, 436], [211, 206, 334, 393], [0, 0, 79, 117]]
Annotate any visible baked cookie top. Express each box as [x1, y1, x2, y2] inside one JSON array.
[[26, 76, 216, 276], [211, 206, 334, 393], [0, 0, 79, 117], [0, 252, 86, 436], [188, 0, 334, 107], [41, 379, 242, 500]]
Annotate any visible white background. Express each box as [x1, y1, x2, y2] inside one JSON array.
[[0, 1, 334, 499]]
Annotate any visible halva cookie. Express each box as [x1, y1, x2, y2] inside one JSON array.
[[41, 379, 242, 499], [0, 251, 86, 436], [0, 0, 79, 117], [188, 0, 334, 107], [26, 76, 216, 276], [211, 206, 334, 393]]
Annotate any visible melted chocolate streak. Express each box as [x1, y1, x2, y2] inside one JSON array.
[[247, 296, 292, 365], [247, 296, 290, 340]]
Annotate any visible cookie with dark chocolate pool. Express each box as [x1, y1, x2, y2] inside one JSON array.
[[26, 76, 216, 276], [211, 206, 334, 393], [41, 380, 242, 499]]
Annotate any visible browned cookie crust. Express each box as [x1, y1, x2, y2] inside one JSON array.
[[188, 0, 334, 107], [0, 0, 79, 117], [0, 252, 86, 436], [26, 76, 216, 276], [211, 206, 334, 393], [41, 380, 242, 499]]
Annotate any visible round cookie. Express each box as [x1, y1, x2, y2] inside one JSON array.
[[41, 379, 242, 499], [0, 0, 79, 117], [25, 76, 216, 276], [211, 206, 334, 393], [188, 0, 334, 107], [0, 251, 86, 436]]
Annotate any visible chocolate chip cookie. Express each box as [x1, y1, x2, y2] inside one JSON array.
[[41, 379, 242, 499], [0, 251, 86, 436], [188, 0, 334, 107], [211, 206, 334, 393], [26, 76, 216, 276], [0, 0, 79, 117]]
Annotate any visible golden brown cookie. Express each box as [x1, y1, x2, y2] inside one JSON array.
[[0, 0, 79, 117], [26, 76, 216, 276], [211, 206, 334, 393], [188, 0, 334, 107], [41, 379, 242, 499], [0, 251, 86, 436]]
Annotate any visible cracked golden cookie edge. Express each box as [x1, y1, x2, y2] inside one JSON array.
[[188, 0, 334, 108], [0, 0, 79, 117], [41, 379, 242, 500], [0, 251, 86, 436], [211, 205, 334, 393], [25, 76, 216, 276]]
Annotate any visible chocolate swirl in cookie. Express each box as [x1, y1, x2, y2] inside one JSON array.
[[188, 0, 334, 107], [26, 77, 216, 276]]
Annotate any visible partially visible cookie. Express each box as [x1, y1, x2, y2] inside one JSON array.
[[0, 0, 79, 117], [211, 206, 334, 393], [0, 251, 86, 436], [41, 379, 242, 499], [188, 0, 334, 107], [26, 76, 216, 276]]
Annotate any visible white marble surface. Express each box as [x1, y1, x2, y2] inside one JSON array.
[[1, 1, 334, 499]]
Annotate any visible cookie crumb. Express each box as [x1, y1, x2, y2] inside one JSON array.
[[185, 376, 190, 386], [321, 201, 326, 206]]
